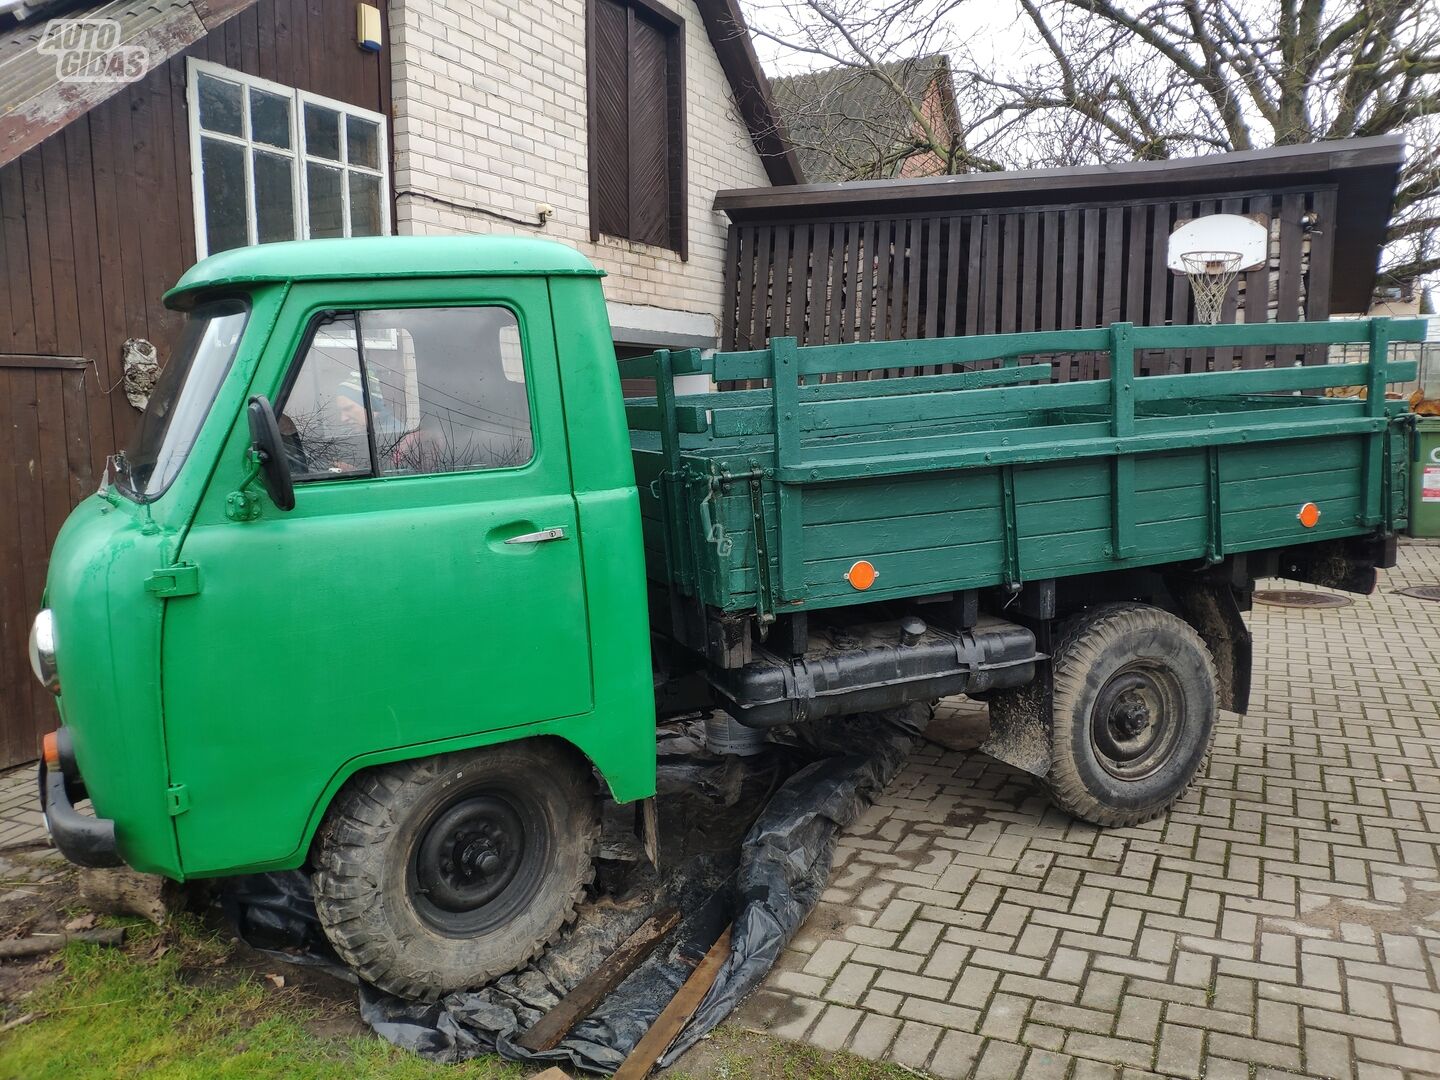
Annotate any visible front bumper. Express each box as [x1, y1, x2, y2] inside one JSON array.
[[38, 729, 120, 868]]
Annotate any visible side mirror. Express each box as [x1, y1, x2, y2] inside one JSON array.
[[247, 396, 295, 512]]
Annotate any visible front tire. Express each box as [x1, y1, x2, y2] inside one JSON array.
[[311, 740, 598, 1000], [1044, 603, 1217, 827]]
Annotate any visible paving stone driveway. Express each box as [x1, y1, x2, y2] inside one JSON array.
[[738, 541, 1440, 1080]]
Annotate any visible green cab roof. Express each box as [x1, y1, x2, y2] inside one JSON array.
[[165, 236, 602, 306]]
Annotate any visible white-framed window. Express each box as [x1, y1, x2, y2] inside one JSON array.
[[187, 58, 390, 258]]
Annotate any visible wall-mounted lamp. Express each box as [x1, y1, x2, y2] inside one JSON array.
[[357, 3, 382, 51]]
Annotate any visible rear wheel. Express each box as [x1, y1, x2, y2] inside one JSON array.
[[1044, 603, 1217, 827], [311, 740, 598, 1000]]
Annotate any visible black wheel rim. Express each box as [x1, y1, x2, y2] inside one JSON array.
[[409, 787, 548, 937], [1089, 662, 1184, 781]]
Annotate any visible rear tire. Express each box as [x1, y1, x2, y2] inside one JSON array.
[[1044, 603, 1217, 827], [311, 740, 598, 1000]]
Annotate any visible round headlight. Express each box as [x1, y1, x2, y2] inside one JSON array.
[[29, 609, 59, 694]]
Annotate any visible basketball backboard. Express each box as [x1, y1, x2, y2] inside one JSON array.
[[1167, 214, 1269, 273]]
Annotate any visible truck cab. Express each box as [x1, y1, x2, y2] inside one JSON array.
[[37, 237, 659, 994]]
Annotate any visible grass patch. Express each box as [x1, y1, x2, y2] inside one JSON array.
[[0, 917, 521, 1080], [1, 918, 913, 1080]]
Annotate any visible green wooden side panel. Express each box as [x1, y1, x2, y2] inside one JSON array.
[[631, 319, 1426, 616]]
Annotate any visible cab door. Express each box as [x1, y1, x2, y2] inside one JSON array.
[[162, 280, 594, 874]]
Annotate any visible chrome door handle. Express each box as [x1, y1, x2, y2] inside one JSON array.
[[505, 527, 568, 545]]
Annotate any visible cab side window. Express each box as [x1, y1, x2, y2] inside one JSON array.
[[278, 306, 534, 481]]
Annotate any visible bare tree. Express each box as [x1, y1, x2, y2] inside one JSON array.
[[748, 0, 1440, 292]]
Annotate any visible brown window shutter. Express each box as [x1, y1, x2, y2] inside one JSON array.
[[593, 0, 630, 239], [627, 13, 670, 247]]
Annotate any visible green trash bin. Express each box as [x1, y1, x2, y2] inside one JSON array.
[[1412, 417, 1440, 539]]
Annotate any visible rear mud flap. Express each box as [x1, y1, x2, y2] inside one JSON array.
[[979, 677, 1053, 778]]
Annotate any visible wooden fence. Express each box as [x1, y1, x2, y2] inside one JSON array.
[[720, 188, 1339, 380]]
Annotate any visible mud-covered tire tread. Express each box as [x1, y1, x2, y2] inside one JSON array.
[[311, 742, 598, 1001], [1043, 602, 1217, 828]]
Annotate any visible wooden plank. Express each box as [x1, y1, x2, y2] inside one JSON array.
[[780, 412, 1386, 484], [34, 372, 71, 551], [963, 215, 983, 345], [0, 369, 31, 766], [942, 215, 963, 339], [0, 355, 89, 369], [923, 216, 941, 347], [819, 222, 838, 349], [517, 909, 681, 1052], [736, 226, 755, 351], [1276, 193, 1304, 345], [40, 137, 80, 359], [860, 220, 878, 342], [1305, 187, 1338, 364], [1147, 202, 1174, 374], [1130, 319, 1421, 349], [1124, 205, 1146, 328], [1111, 323, 1135, 557], [1057, 209, 1079, 380], [980, 212, 1000, 336], [1078, 208, 1101, 377], [844, 220, 861, 344], [612, 926, 732, 1080], [1020, 211, 1039, 333], [84, 98, 127, 462], [1101, 207, 1124, 339], [790, 222, 810, 346], [772, 337, 804, 600], [705, 366, 1061, 438], [1000, 212, 1019, 334], [6, 364, 44, 765], [1136, 360, 1414, 401], [20, 151, 57, 356], [129, 77, 178, 370], [770, 225, 791, 341], [904, 218, 922, 350], [60, 368, 94, 509], [874, 218, 895, 343], [1039, 210, 1058, 333], [720, 225, 740, 350], [711, 326, 1110, 382]]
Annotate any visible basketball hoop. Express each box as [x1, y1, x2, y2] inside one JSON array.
[[1181, 250, 1242, 325]]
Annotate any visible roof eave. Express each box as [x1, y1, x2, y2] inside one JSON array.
[[692, 0, 804, 186], [0, 0, 260, 169]]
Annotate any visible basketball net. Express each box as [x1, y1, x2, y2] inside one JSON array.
[[1181, 251, 1242, 325]]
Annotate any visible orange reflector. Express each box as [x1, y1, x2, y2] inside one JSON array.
[[845, 560, 878, 590], [42, 731, 60, 767], [1297, 502, 1321, 528]]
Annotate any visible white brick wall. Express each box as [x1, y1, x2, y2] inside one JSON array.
[[388, 0, 772, 336]]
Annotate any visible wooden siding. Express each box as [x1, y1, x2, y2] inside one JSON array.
[[720, 188, 1340, 379], [0, 0, 388, 767]]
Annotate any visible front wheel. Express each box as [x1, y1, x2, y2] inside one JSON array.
[[1044, 603, 1217, 827], [311, 740, 598, 1000]]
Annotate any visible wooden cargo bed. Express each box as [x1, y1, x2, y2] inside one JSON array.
[[625, 319, 1425, 619]]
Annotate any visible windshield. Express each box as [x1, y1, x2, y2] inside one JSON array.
[[119, 300, 249, 501]]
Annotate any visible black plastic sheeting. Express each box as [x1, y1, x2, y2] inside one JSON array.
[[219, 705, 925, 1074]]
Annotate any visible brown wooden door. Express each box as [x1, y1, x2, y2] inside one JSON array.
[[0, 359, 93, 768]]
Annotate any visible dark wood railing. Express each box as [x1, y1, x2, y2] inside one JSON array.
[[720, 188, 1339, 380]]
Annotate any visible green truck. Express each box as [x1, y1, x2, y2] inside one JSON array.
[[32, 236, 1423, 999]]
